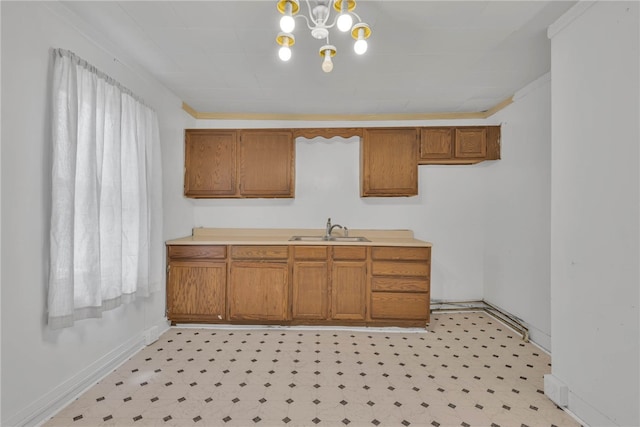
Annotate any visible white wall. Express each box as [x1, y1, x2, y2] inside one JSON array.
[[0, 2, 192, 425], [483, 74, 553, 350], [548, 2, 639, 426]]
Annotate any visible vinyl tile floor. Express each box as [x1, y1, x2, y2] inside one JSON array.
[[44, 312, 581, 426]]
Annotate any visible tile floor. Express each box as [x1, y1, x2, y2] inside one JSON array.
[[44, 313, 581, 426]]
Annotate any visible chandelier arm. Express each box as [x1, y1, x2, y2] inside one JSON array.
[[350, 11, 362, 22], [296, 13, 314, 30], [301, 0, 317, 28]]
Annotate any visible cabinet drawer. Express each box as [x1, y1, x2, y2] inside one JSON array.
[[372, 261, 429, 277], [168, 245, 226, 260], [332, 246, 367, 260], [294, 246, 328, 260], [371, 277, 429, 292], [231, 245, 289, 260], [370, 292, 429, 320], [371, 246, 430, 261]]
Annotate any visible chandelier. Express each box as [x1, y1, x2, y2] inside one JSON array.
[[276, 0, 372, 73]]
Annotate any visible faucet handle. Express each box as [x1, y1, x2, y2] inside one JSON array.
[[343, 226, 349, 237]]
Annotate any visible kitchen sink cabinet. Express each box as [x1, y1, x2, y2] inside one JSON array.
[[331, 261, 367, 320], [331, 246, 367, 320], [292, 246, 329, 320], [361, 128, 419, 197], [166, 245, 227, 323], [229, 261, 289, 321], [184, 129, 295, 198], [419, 126, 500, 165]]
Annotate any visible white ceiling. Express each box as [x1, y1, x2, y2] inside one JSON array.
[[60, 0, 576, 116]]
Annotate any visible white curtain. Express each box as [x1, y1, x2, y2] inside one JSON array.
[[48, 49, 163, 329]]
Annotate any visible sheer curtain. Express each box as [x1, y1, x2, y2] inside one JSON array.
[[48, 49, 163, 329]]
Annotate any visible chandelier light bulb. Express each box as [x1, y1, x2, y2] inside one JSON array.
[[279, 45, 292, 61], [276, 32, 295, 62], [336, 13, 353, 32], [280, 14, 295, 33], [351, 23, 370, 55], [354, 38, 367, 55], [354, 28, 367, 55], [322, 51, 333, 73]]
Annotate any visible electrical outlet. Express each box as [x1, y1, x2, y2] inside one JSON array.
[[544, 374, 568, 407]]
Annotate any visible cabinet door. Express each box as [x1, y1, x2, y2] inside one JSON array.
[[419, 126, 500, 164], [361, 128, 418, 197], [420, 127, 453, 160], [292, 261, 329, 320], [167, 261, 226, 321], [184, 130, 237, 197], [331, 261, 367, 320], [238, 130, 295, 197], [454, 127, 487, 159], [229, 261, 289, 321]]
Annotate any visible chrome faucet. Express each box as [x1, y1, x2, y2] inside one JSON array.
[[325, 217, 347, 239]]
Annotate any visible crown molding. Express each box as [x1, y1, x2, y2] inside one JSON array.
[[182, 96, 514, 122], [547, 1, 597, 40], [513, 72, 551, 102]]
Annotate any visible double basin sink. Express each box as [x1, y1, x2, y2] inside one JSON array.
[[289, 235, 370, 242]]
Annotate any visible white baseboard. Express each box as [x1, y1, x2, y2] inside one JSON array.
[[11, 319, 170, 427], [525, 324, 551, 353], [174, 323, 428, 334], [567, 389, 616, 427]]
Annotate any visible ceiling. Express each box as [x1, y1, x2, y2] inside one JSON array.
[[60, 1, 576, 117]]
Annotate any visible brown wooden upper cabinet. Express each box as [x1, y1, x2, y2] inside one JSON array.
[[419, 126, 500, 164], [361, 128, 419, 197], [184, 130, 237, 197], [184, 129, 295, 198]]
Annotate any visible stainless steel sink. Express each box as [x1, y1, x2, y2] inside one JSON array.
[[288, 236, 327, 241], [289, 236, 370, 242], [328, 236, 370, 242]]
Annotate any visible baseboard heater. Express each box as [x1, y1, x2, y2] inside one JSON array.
[[430, 299, 529, 342]]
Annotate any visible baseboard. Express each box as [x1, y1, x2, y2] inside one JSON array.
[[12, 319, 169, 427], [567, 389, 617, 427], [175, 323, 428, 334], [525, 324, 551, 352]]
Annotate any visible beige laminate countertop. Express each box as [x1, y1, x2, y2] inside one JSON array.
[[166, 228, 432, 248]]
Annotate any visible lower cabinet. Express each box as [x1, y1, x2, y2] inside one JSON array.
[[167, 261, 226, 322], [166, 243, 431, 327], [229, 245, 289, 322], [331, 261, 367, 320], [166, 245, 227, 323], [370, 292, 430, 320], [331, 246, 367, 320], [229, 261, 289, 321], [292, 246, 329, 320], [370, 246, 431, 324]]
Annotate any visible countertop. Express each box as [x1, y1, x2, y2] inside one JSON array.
[[166, 228, 432, 248]]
